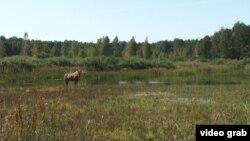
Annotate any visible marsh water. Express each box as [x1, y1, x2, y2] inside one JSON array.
[[0, 68, 249, 87]]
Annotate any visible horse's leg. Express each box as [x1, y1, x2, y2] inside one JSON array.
[[75, 80, 78, 86], [65, 79, 69, 86]]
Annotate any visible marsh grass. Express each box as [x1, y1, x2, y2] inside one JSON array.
[[0, 84, 249, 141]]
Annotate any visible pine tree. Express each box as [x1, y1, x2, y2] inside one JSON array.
[[124, 37, 137, 58], [0, 36, 7, 58], [111, 36, 119, 57], [21, 32, 28, 55], [142, 37, 150, 59], [98, 36, 111, 56]]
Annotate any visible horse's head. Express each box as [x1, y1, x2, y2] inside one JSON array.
[[74, 70, 80, 76], [76, 69, 86, 76]]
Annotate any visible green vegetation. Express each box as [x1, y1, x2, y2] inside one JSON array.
[[0, 56, 176, 72]]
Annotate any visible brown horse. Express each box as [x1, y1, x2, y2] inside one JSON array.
[[64, 70, 83, 86]]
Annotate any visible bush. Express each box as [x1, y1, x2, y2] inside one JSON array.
[[46, 57, 73, 66], [122, 58, 152, 69], [38, 52, 53, 58], [0, 56, 35, 72], [83, 57, 120, 71], [153, 60, 175, 69], [0, 56, 177, 72], [211, 58, 227, 65]]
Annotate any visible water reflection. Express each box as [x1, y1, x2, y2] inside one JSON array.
[[118, 80, 170, 85]]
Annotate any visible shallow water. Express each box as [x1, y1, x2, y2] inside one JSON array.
[[118, 80, 170, 85], [131, 91, 214, 104]]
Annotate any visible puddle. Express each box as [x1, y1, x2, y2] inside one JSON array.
[[118, 80, 170, 85], [132, 92, 214, 104], [148, 80, 170, 84], [118, 81, 128, 85]]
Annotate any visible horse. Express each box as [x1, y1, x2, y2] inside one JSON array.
[[64, 70, 83, 86]]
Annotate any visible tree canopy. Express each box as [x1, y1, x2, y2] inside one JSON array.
[[1, 21, 250, 60]]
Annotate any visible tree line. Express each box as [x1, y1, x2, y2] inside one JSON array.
[[0, 21, 250, 60]]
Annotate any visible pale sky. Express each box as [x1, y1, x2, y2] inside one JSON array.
[[0, 0, 250, 43]]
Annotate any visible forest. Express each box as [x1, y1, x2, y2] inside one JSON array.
[[0, 21, 250, 71]]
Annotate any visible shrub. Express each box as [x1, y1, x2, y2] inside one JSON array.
[[83, 57, 120, 71], [0, 56, 35, 72], [122, 58, 152, 69], [38, 52, 53, 58], [0, 56, 177, 72], [153, 60, 176, 69], [46, 57, 73, 66]]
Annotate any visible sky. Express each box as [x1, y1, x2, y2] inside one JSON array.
[[0, 0, 250, 43]]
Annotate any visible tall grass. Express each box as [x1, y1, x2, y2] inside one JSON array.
[[0, 84, 249, 141]]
